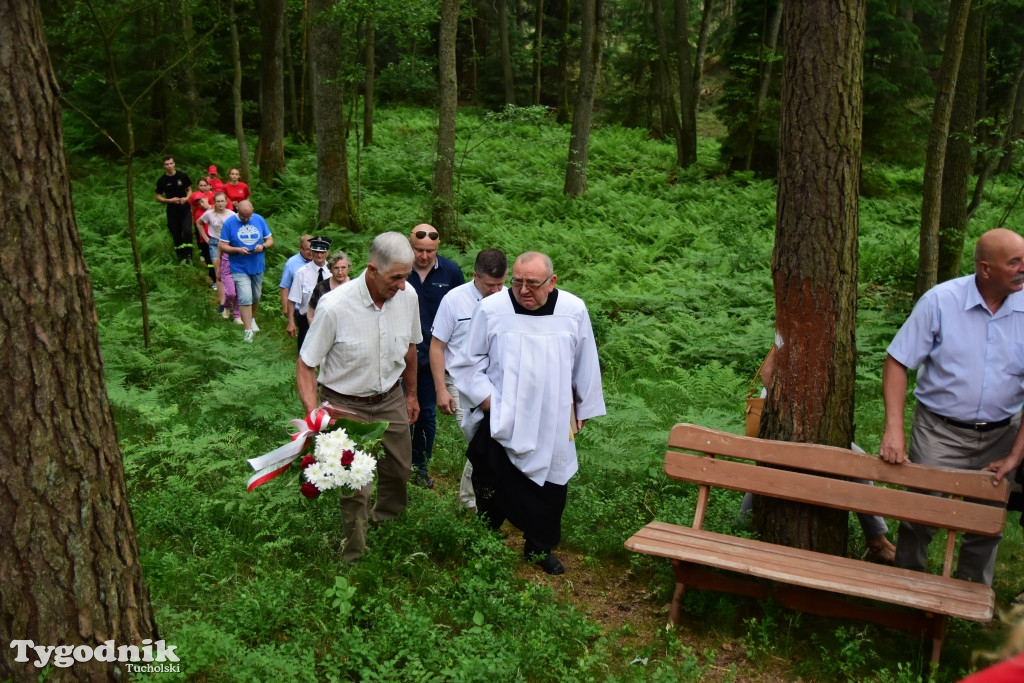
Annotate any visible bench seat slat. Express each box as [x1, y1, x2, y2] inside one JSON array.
[[669, 424, 1009, 503], [664, 452, 1006, 535], [626, 522, 994, 621]]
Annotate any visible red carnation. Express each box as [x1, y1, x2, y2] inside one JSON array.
[[300, 454, 315, 470], [300, 482, 322, 499], [341, 449, 355, 466]]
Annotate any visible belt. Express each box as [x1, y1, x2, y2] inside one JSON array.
[[932, 411, 1011, 432], [331, 381, 401, 405]]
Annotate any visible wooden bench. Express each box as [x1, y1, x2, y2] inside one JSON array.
[[625, 423, 1011, 664]]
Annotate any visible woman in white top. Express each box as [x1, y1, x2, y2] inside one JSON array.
[[198, 192, 239, 321]]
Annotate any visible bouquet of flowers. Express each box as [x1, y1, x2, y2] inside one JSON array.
[[246, 403, 388, 498], [299, 425, 380, 498]]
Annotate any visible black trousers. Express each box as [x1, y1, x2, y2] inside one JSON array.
[[466, 411, 567, 556]]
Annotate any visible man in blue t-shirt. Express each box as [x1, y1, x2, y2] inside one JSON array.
[[218, 200, 274, 342], [407, 224, 465, 487]]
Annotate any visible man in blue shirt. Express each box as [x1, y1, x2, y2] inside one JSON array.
[[218, 201, 274, 342], [280, 234, 313, 340], [408, 224, 465, 488], [881, 228, 1024, 585]]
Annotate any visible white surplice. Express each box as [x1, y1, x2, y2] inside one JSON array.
[[449, 290, 606, 486]]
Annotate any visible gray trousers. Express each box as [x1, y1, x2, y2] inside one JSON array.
[[893, 404, 1017, 586]]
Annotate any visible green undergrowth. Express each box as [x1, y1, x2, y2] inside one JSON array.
[[71, 105, 1024, 681]]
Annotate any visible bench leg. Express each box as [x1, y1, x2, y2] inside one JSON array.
[[669, 560, 687, 626], [930, 614, 946, 665]]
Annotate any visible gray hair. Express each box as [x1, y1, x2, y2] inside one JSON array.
[[328, 251, 350, 268], [368, 232, 414, 270]]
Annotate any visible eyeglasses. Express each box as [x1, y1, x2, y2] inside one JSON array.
[[509, 276, 551, 290], [415, 230, 439, 240]]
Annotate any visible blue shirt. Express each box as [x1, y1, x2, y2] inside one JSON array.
[[220, 213, 272, 275], [888, 274, 1024, 422], [409, 255, 465, 365], [279, 252, 311, 311]]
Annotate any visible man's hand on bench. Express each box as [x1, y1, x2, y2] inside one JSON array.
[[879, 425, 907, 464]]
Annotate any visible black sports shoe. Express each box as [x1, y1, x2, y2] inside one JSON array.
[[413, 471, 435, 489], [535, 553, 565, 575]]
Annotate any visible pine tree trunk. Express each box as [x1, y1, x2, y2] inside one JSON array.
[[936, 1, 984, 283], [556, 0, 571, 123], [432, 0, 460, 237], [498, 0, 516, 105], [229, 0, 252, 182], [914, 0, 971, 298], [755, 0, 865, 555], [674, 0, 697, 166], [258, 0, 287, 186], [364, 14, 375, 147], [692, 0, 714, 101], [563, 0, 606, 197], [652, 0, 683, 155], [533, 0, 544, 105], [311, 0, 357, 229], [0, 3, 158, 680], [284, 16, 300, 136]]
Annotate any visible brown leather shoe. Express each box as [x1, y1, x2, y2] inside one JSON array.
[[864, 536, 896, 565]]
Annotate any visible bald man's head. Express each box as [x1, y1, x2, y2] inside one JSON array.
[[974, 228, 1024, 305]]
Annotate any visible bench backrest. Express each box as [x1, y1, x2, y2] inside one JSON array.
[[666, 423, 1009, 539]]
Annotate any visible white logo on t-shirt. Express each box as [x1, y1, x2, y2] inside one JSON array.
[[238, 224, 260, 247]]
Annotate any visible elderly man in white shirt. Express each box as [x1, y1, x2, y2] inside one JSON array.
[[429, 248, 508, 510], [449, 252, 605, 575], [298, 232, 421, 563]]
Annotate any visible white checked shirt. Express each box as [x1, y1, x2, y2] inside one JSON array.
[[300, 271, 422, 396]]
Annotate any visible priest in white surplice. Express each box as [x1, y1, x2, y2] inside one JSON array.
[[449, 252, 605, 575]]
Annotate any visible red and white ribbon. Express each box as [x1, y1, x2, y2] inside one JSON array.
[[246, 408, 332, 492]]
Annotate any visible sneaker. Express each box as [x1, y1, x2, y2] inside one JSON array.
[[210, 284, 217, 290], [534, 553, 565, 575], [220, 306, 229, 319], [250, 319, 259, 332], [413, 471, 435, 489], [243, 329, 254, 343], [233, 317, 243, 325]]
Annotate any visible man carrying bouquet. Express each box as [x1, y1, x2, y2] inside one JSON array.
[[297, 232, 421, 562]]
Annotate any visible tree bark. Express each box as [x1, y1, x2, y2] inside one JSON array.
[[533, 0, 544, 105], [692, 0, 715, 102], [498, 0, 516, 105], [556, 0, 571, 123], [311, 0, 357, 229], [432, 0, 460, 237], [674, 0, 697, 166], [258, 0, 287, 186], [181, 6, 201, 128], [936, 1, 984, 283], [563, 0, 606, 197], [745, 0, 782, 172], [755, 0, 865, 555], [364, 14, 375, 147], [229, 0, 252, 182], [0, 3, 158, 681], [652, 0, 683, 152], [284, 13, 300, 136], [914, 0, 971, 298]]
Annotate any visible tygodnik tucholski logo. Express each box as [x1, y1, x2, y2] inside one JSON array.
[[10, 638, 180, 672]]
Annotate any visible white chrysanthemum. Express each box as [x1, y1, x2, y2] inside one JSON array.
[[345, 452, 376, 489], [304, 462, 334, 491], [315, 429, 357, 462]]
